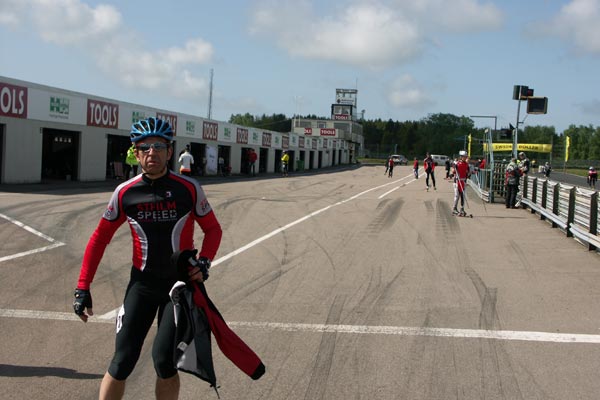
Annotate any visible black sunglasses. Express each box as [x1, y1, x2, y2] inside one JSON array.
[[136, 142, 169, 153]]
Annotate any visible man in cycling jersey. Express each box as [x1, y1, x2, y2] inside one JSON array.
[[73, 117, 222, 400]]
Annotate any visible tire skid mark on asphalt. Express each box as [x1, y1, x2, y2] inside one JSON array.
[[464, 266, 526, 398], [303, 294, 346, 400], [366, 198, 404, 235], [508, 239, 538, 280]]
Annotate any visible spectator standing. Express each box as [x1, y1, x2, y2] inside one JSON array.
[[505, 157, 522, 208], [248, 149, 258, 176], [218, 155, 225, 176], [544, 162, 552, 178], [281, 151, 290, 177], [388, 157, 394, 178], [124, 144, 139, 180], [178, 145, 194, 176], [518, 151, 530, 176]]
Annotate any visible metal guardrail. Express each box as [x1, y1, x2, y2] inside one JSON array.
[[520, 176, 600, 252], [468, 168, 600, 252]]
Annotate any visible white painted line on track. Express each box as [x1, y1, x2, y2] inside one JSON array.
[[211, 172, 414, 267], [0, 242, 66, 263], [0, 212, 65, 263], [229, 321, 600, 344], [377, 178, 419, 199], [2, 308, 600, 344], [378, 186, 400, 199]]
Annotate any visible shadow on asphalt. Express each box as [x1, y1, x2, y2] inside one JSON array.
[[0, 363, 103, 379]]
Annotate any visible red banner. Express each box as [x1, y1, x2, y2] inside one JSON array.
[[0, 82, 28, 119], [299, 136, 305, 148], [320, 128, 336, 136], [304, 127, 312, 135], [203, 121, 218, 141], [282, 135, 289, 149], [156, 112, 177, 135], [236, 127, 248, 144], [87, 99, 118, 128], [262, 132, 272, 147]]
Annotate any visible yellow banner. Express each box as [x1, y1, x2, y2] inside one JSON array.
[[483, 143, 553, 153]]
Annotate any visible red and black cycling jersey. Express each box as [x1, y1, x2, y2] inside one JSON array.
[[77, 170, 222, 290], [424, 157, 435, 172], [453, 160, 470, 192]]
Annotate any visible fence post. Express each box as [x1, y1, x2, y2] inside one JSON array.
[[589, 192, 598, 251], [530, 178, 538, 214], [567, 186, 576, 238], [522, 176, 529, 200], [551, 183, 559, 229], [540, 180, 548, 221]]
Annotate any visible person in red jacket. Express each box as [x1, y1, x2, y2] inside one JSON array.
[[388, 156, 395, 178], [413, 157, 419, 179], [424, 152, 436, 191], [452, 150, 470, 215], [73, 117, 222, 400], [248, 148, 258, 176]]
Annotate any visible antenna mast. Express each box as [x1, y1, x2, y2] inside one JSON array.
[[207, 68, 214, 119]]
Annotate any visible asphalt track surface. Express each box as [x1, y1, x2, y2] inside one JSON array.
[[1, 165, 600, 399]]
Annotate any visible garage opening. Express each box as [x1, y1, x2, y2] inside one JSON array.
[[42, 128, 80, 181], [106, 134, 132, 179], [190, 142, 206, 176], [0, 124, 4, 183]]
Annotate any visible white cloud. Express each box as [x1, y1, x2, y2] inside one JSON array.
[[576, 98, 600, 115], [0, 0, 213, 99], [387, 74, 434, 109], [535, 0, 600, 54], [250, 0, 503, 68], [0, 0, 26, 28], [401, 0, 503, 32]]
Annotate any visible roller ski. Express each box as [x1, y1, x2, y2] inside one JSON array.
[[453, 208, 473, 218]]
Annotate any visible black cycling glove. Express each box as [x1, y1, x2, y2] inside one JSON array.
[[195, 256, 211, 281], [172, 249, 211, 282], [73, 288, 92, 316]]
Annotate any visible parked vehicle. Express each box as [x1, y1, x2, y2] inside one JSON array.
[[391, 154, 408, 165], [431, 154, 449, 166]]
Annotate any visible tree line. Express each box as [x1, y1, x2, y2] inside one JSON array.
[[229, 112, 600, 163]]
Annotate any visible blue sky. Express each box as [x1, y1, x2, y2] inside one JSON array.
[[1, 0, 599, 134]]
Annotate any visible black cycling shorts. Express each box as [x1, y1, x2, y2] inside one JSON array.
[[107, 271, 177, 380]]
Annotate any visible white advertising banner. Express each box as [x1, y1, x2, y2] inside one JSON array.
[[27, 88, 86, 125], [219, 123, 234, 143], [272, 132, 282, 149], [249, 129, 261, 146], [181, 117, 202, 138], [118, 105, 156, 130]]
